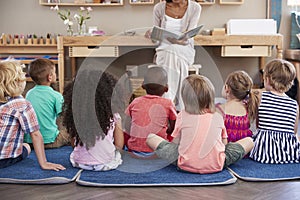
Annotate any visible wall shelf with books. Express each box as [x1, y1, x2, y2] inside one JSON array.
[[219, 0, 243, 5], [39, 0, 124, 7], [129, 0, 154, 5]]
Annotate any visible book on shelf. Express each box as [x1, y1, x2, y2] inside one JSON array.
[[150, 24, 204, 41]]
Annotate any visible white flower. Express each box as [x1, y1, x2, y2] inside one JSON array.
[[74, 14, 80, 20], [87, 7, 92, 12], [80, 7, 85, 11], [54, 5, 59, 11], [64, 19, 73, 26]]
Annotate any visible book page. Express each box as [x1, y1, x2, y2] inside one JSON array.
[[150, 24, 204, 41], [180, 24, 204, 40], [150, 26, 182, 41]]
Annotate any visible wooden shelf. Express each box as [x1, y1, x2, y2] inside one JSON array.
[[0, 43, 61, 92], [19, 59, 58, 64], [159, 0, 215, 5], [219, 0, 243, 4], [196, 0, 215, 5], [39, 0, 123, 6], [129, 0, 154, 5]]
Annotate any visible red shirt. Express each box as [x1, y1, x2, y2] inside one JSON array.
[[126, 95, 177, 152]]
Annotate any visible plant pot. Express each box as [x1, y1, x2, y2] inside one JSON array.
[[20, 38, 25, 45], [27, 38, 32, 45], [33, 38, 38, 45], [39, 38, 44, 45], [51, 38, 57, 45], [14, 38, 19, 45]]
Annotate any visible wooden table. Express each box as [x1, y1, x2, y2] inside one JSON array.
[[57, 34, 283, 93]]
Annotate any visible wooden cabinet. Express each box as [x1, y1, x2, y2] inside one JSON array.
[[39, 0, 124, 6]]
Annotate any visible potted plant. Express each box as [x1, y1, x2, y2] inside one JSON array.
[[27, 34, 32, 45], [33, 34, 38, 44]]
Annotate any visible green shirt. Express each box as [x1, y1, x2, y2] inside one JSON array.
[[24, 85, 63, 144]]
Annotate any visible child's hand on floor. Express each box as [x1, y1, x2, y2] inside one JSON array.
[[40, 162, 66, 171]]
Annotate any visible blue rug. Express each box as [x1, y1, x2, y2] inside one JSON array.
[[76, 152, 236, 187], [228, 158, 300, 182], [0, 146, 81, 184]]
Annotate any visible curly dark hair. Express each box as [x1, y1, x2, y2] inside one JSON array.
[[62, 81, 78, 145], [62, 71, 117, 147], [95, 71, 117, 140]]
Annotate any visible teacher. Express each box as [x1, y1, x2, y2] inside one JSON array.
[[148, 0, 201, 111]]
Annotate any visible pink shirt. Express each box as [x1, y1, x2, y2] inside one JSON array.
[[172, 111, 227, 174], [126, 95, 177, 152], [71, 114, 120, 165]]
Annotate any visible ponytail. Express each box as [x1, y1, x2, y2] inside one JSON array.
[[246, 89, 260, 122]]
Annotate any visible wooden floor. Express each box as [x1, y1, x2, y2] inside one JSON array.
[[1, 179, 299, 200]]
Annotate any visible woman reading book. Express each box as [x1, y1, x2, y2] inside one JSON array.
[[145, 0, 201, 111]]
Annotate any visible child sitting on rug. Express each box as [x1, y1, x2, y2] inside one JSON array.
[[24, 58, 70, 148], [0, 60, 65, 171], [216, 70, 259, 143], [125, 66, 177, 158], [63, 70, 124, 171], [146, 74, 254, 174], [250, 59, 300, 164]]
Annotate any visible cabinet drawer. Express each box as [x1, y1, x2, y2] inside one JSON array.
[[221, 45, 271, 57], [69, 46, 119, 57]]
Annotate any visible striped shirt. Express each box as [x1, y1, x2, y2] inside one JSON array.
[[250, 91, 300, 163], [0, 96, 39, 159], [258, 91, 297, 133]]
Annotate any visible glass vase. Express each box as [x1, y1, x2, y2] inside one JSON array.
[[78, 21, 87, 36], [67, 25, 73, 36]]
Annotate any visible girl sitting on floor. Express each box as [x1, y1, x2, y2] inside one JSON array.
[[63, 71, 124, 171], [216, 70, 259, 143], [250, 59, 300, 164]]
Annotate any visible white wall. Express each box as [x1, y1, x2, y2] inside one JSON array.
[[0, 0, 294, 95], [0, 0, 267, 36]]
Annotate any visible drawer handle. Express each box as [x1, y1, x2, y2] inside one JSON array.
[[240, 45, 253, 49], [87, 46, 100, 49]]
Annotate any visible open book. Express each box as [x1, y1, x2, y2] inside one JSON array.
[[150, 24, 204, 41]]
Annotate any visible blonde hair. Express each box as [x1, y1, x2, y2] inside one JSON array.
[[264, 59, 296, 93], [0, 61, 26, 103], [181, 74, 215, 114], [225, 70, 260, 121]]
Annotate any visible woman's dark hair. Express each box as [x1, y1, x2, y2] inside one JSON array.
[[166, 0, 172, 2], [62, 71, 117, 147]]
